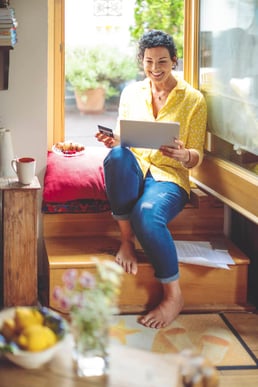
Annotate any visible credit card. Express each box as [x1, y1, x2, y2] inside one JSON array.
[[98, 125, 114, 137]]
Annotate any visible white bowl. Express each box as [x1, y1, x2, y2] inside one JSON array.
[[0, 306, 69, 369]]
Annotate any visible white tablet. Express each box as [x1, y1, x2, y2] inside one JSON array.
[[120, 119, 180, 149]]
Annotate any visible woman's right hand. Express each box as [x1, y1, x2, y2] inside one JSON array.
[[95, 132, 120, 148]]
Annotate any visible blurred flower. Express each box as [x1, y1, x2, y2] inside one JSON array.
[[53, 259, 124, 332]]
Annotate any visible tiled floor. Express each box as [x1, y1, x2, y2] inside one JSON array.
[[65, 105, 118, 147]]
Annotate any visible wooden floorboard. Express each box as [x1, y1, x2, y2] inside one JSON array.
[[218, 312, 258, 386], [219, 371, 258, 387]]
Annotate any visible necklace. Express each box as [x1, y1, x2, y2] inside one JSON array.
[[152, 78, 177, 102], [155, 91, 168, 101], [152, 87, 170, 102]]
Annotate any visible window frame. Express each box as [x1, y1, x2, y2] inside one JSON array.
[[48, 0, 258, 223], [48, 0, 65, 149]]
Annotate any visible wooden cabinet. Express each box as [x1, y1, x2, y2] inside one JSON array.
[[0, 176, 41, 306]]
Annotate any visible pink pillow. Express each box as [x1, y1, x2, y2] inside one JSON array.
[[43, 148, 109, 203]]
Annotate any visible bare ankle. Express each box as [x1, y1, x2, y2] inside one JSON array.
[[115, 241, 138, 275], [139, 280, 184, 329]]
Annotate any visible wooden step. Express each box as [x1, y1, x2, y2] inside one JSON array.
[[44, 235, 250, 314], [43, 188, 224, 238]]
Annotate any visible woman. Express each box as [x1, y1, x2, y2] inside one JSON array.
[[96, 30, 207, 329]]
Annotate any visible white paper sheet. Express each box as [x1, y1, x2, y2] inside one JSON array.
[[175, 241, 235, 269]]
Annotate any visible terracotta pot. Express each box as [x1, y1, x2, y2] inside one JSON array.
[[75, 87, 105, 114]]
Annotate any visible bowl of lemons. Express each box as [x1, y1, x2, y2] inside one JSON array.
[[0, 306, 69, 369]]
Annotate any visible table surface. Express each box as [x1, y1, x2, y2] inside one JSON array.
[[0, 176, 41, 190], [0, 337, 182, 387]]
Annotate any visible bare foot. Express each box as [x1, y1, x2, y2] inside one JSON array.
[[115, 240, 138, 275], [138, 292, 184, 329]]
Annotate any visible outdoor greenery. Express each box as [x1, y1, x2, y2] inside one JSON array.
[[129, 0, 184, 58], [65, 45, 138, 98], [65, 2, 184, 109]]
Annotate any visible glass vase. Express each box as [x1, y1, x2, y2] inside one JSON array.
[[71, 314, 110, 379]]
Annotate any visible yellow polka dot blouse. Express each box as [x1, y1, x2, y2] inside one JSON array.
[[116, 76, 207, 196]]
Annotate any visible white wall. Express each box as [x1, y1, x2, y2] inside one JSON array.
[[0, 0, 48, 269]]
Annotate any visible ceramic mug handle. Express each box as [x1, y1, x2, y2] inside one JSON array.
[[11, 158, 18, 175]]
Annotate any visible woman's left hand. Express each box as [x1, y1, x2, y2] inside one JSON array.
[[159, 139, 190, 163]]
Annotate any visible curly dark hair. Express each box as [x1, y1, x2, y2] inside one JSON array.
[[137, 30, 178, 67]]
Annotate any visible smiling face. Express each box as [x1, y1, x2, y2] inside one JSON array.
[[143, 46, 174, 85]]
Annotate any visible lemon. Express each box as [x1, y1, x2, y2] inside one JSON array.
[[17, 325, 57, 352], [1, 318, 16, 341], [14, 307, 44, 332]]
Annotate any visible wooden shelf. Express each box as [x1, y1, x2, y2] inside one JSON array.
[[0, 46, 10, 90]]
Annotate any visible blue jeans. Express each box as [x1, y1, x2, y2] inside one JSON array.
[[103, 147, 188, 283]]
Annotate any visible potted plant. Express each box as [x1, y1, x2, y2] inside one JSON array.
[[65, 45, 138, 113]]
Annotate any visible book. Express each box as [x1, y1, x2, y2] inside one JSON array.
[[0, 7, 15, 17], [0, 6, 17, 46]]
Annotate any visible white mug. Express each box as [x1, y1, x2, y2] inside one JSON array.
[[11, 157, 36, 185]]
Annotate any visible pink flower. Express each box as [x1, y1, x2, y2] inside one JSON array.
[[79, 271, 96, 289], [53, 260, 123, 317], [71, 292, 85, 308], [53, 286, 63, 301], [63, 269, 78, 290], [59, 295, 72, 310]]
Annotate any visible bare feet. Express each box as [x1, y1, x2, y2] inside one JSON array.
[[115, 240, 138, 275], [139, 281, 184, 329]]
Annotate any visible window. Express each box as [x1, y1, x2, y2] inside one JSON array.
[[64, 0, 184, 146], [199, 0, 258, 169], [64, 0, 136, 146], [191, 0, 258, 222], [49, 0, 185, 147], [48, 0, 258, 222]]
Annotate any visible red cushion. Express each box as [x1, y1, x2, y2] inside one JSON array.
[[43, 148, 109, 203]]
